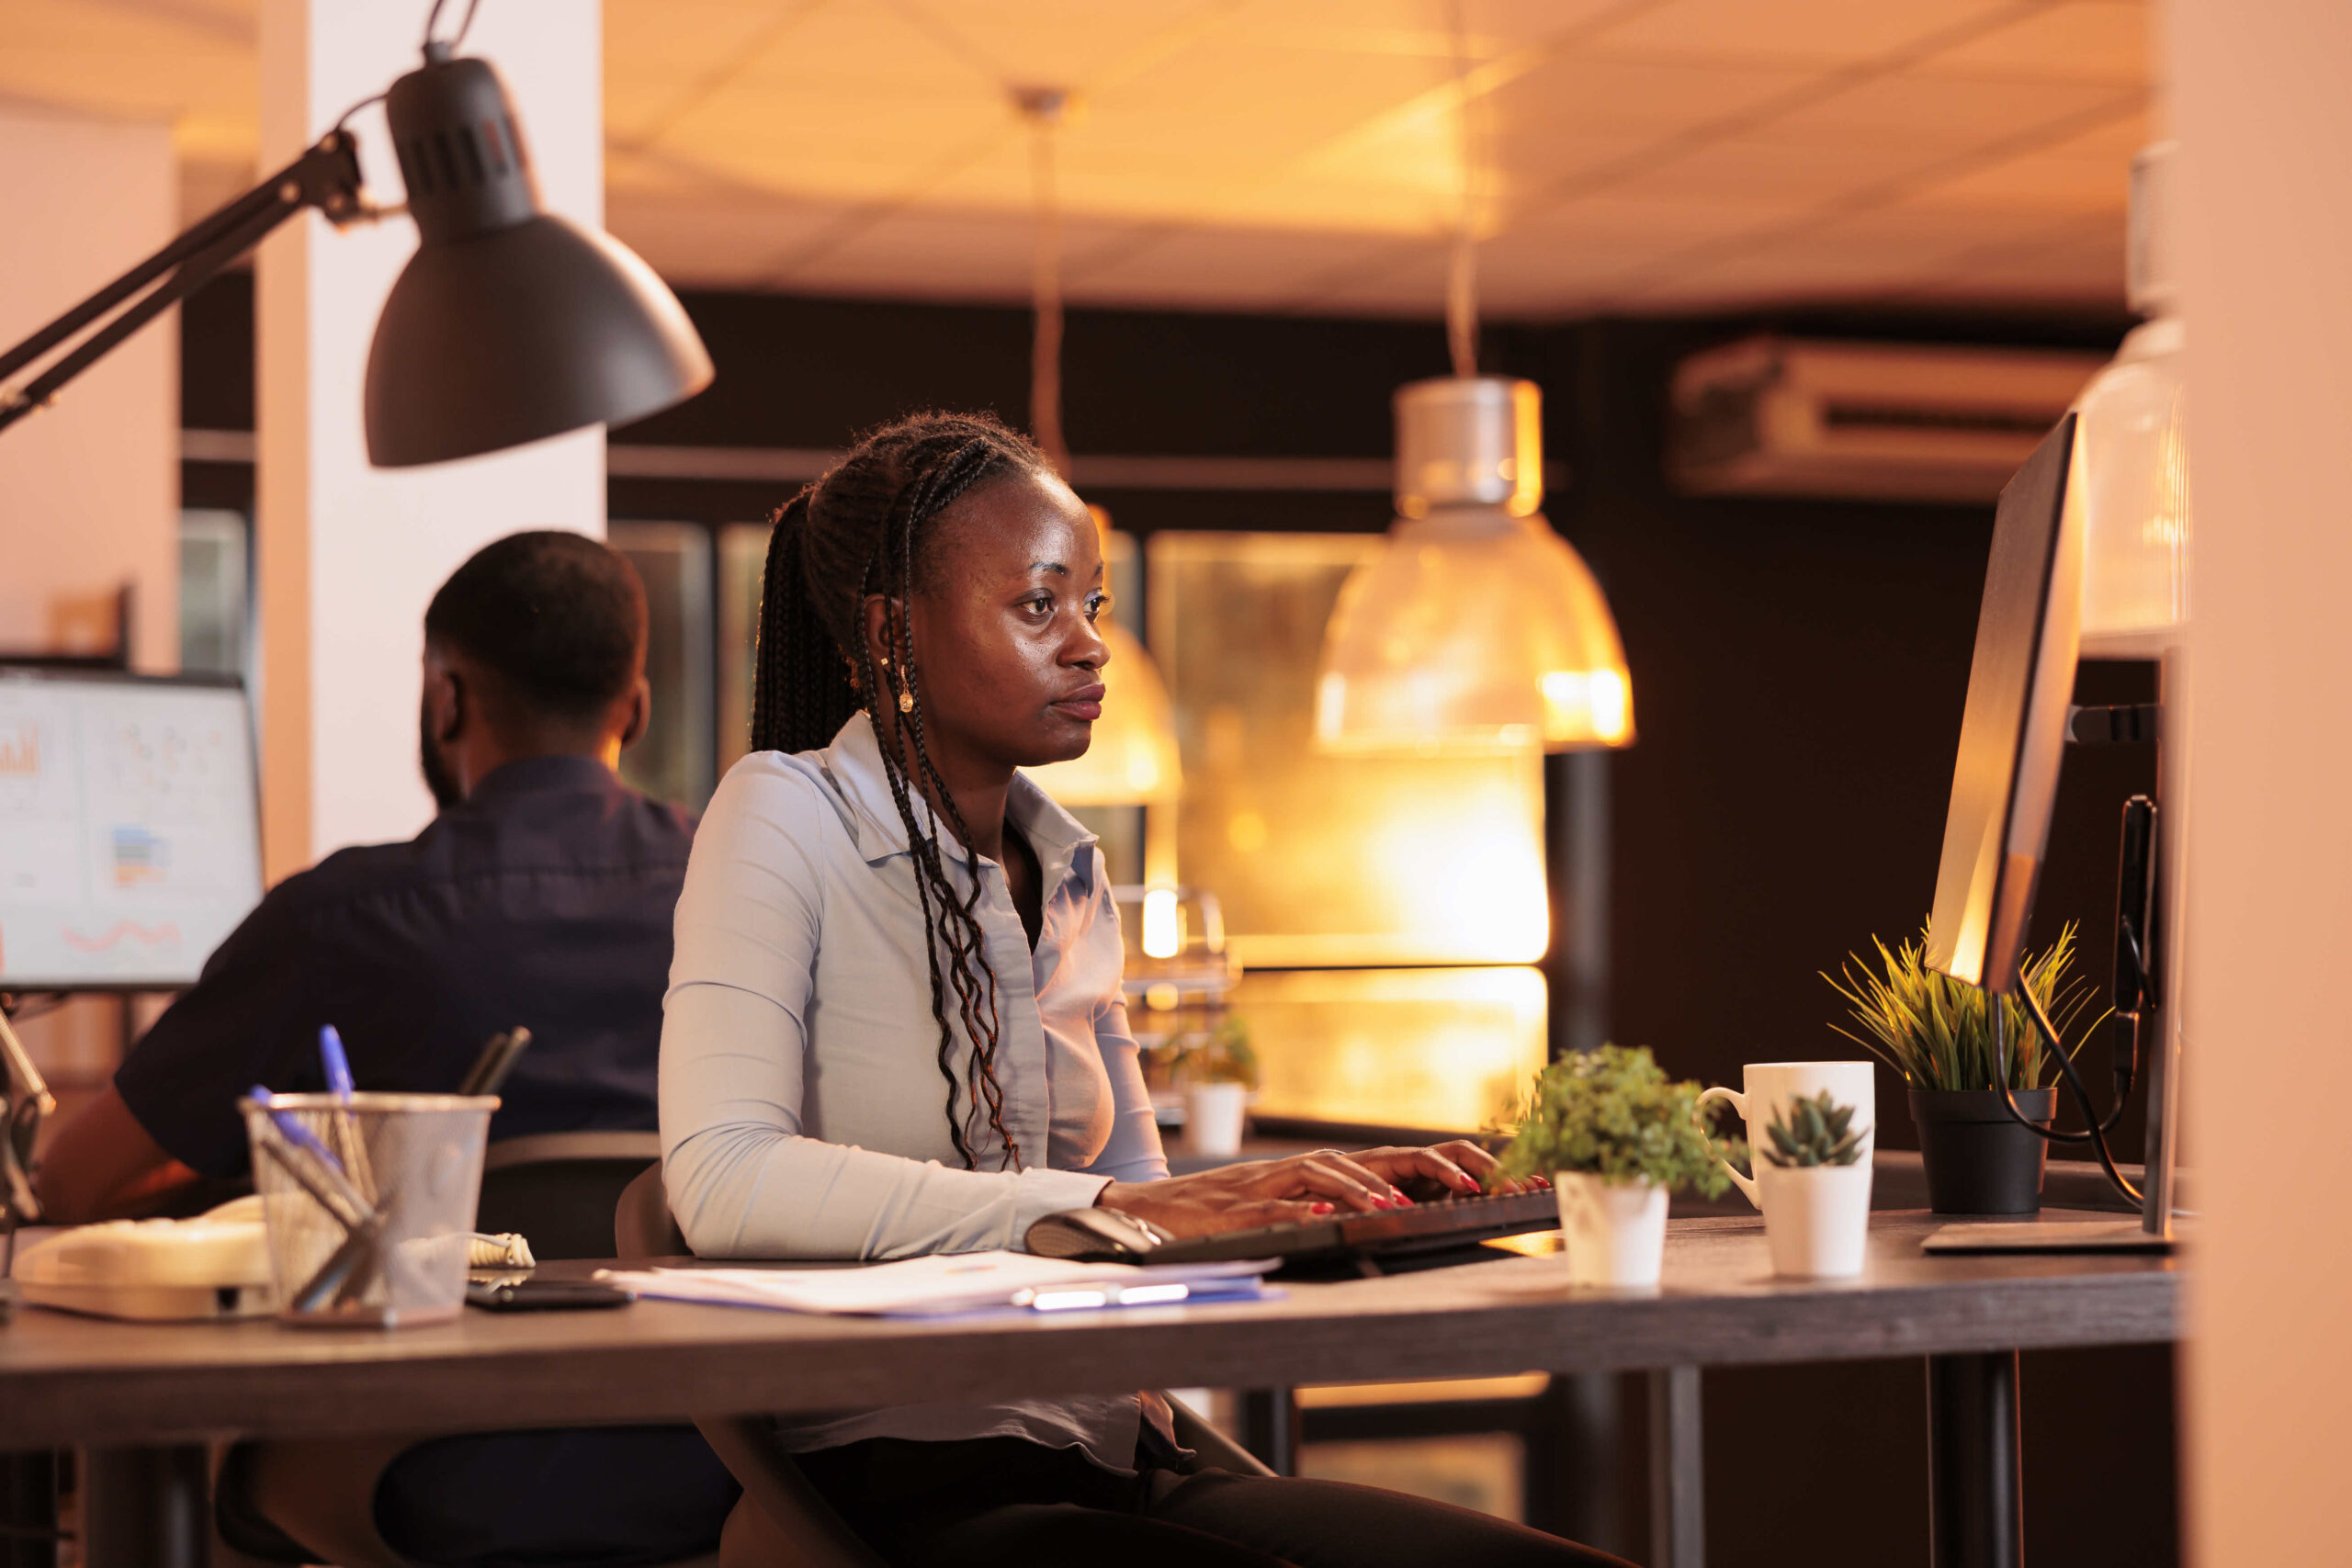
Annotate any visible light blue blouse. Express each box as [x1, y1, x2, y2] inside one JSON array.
[[660, 711, 1169, 1462]]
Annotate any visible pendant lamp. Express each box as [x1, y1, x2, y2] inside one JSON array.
[[1313, 9, 1631, 760], [2074, 142, 2188, 653], [1316, 377, 1634, 754], [1007, 88, 1183, 807]]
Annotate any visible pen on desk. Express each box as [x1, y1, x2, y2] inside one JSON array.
[[317, 1024, 379, 1203]]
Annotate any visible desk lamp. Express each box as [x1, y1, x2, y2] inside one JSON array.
[[0, 3, 711, 467]]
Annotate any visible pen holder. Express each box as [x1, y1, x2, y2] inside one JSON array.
[[240, 1092, 497, 1328]]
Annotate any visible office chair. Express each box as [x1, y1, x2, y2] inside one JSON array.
[[224, 1132, 718, 1568], [613, 1161, 1274, 1568]]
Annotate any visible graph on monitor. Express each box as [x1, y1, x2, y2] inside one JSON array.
[[0, 671, 262, 988]]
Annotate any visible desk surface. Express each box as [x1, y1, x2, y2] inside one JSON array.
[[0, 1210, 2177, 1450]]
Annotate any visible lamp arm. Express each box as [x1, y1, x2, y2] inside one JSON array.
[[0, 131, 368, 437]]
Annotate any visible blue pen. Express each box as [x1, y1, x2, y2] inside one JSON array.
[[314, 1027, 379, 1203], [319, 1024, 355, 1098], [251, 1084, 347, 1173]]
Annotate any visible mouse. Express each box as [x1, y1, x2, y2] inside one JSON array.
[[1023, 1206, 1175, 1261]]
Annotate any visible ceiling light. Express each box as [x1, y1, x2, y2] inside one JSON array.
[[2075, 142, 2188, 653], [1316, 377, 1633, 754]]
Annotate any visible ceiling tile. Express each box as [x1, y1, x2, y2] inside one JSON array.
[[1917, 0, 2150, 85], [1589, 0, 2016, 67], [1767, 71, 2130, 148]]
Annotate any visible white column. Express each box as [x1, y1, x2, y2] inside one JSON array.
[[2174, 3, 2352, 1564], [257, 0, 605, 882], [0, 109, 177, 673]]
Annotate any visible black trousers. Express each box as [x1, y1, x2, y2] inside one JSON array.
[[796, 1435, 1636, 1568]]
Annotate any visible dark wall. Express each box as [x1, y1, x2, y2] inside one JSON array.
[[177, 277, 2175, 1568]]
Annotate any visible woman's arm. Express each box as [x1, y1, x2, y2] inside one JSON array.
[[660, 761, 1108, 1259]]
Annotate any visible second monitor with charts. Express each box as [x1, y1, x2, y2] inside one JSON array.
[[0, 670, 263, 991]]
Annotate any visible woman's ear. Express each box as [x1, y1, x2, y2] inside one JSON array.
[[859, 592, 902, 673]]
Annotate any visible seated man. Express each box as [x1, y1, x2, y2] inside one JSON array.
[[35, 530, 737, 1565], [39, 529, 691, 1215]]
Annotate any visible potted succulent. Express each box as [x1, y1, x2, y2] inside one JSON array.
[[1826, 920, 2104, 1215], [1497, 1045, 1742, 1287], [1172, 1020, 1259, 1158], [1758, 1090, 1871, 1278]]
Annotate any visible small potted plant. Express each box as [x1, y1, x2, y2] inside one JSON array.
[[1758, 1090, 1871, 1278], [1173, 1020, 1258, 1158], [1826, 920, 2105, 1215], [1497, 1045, 1742, 1287]]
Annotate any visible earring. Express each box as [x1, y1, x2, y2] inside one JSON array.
[[897, 690, 914, 715]]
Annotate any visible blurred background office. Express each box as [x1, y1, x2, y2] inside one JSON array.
[[3, 2, 2346, 1565]]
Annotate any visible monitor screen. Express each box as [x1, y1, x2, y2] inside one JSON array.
[[0, 670, 263, 990], [1927, 413, 2085, 995]]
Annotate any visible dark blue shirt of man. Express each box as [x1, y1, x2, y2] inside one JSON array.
[[34, 528, 737, 1567]]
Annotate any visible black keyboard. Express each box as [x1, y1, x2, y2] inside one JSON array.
[[1148, 1189, 1560, 1270]]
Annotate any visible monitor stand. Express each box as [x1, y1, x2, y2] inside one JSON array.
[[1922, 1218, 2176, 1256]]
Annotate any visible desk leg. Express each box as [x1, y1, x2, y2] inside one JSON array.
[[1646, 1367, 1704, 1568], [1927, 1352, 2022, 1568], [80, 1445, 208, 1568], [1239, 1388, 1299, 1476]]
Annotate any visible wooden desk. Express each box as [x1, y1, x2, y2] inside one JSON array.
[[1, 1209, 2177, 1568]]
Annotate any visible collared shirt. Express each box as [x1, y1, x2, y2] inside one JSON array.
[[661, 711, 1167, 1465], [116, 755, 696, 1176]]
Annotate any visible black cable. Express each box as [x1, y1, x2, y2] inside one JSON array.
[[1996, 987, 2143, 1206]]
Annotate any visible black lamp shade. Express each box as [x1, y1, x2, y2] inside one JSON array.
[[364, 55, 712, 468]]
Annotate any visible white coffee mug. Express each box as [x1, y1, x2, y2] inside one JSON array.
[[1694, 1061, 1876, 1211]]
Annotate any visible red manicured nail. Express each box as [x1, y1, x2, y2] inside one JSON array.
[[1311, 1201, 1336, 1214], [1391, 1190, 1414, 1206], [1369, 1196, 1393, 1210]]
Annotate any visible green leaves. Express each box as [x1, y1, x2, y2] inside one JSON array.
[[1172, 1018, 1261, 1089], [1495, 1045, 1745, 1197], [1760, 1089, 1864, 1168], [1821, 919, 2106, 1092]]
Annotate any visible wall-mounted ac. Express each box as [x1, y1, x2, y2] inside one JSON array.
[[1668, 336, 2109, 504]]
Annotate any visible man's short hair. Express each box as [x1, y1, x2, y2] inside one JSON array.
[[424, 532, 647, 723]]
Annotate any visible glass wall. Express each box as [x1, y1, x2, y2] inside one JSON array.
[[610, 521, 716, 809], [178, 508, 251, 683], [1147, 532, 1548, 1133]]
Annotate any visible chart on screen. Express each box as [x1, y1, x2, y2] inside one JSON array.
[[0, 673, 262, 988]]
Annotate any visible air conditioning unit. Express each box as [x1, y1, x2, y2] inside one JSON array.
[[1668, 336, 2109, 503]]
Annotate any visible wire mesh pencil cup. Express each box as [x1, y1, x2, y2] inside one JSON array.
[[240, 1091, 496, 1327]]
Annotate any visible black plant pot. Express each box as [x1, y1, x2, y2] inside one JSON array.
[[1908, 1088, 2056, 1215]]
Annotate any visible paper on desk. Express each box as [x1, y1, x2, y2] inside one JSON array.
[[594, 1252, 1272, 1317]]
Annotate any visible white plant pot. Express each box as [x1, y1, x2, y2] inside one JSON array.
[[1185, 1082, 1250, 1157], [1551, 1172, 1669, 1287], [1758, 1160, 1873, 1279]]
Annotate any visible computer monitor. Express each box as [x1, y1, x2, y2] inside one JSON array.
[[0, 669, 263, 991], [1926, 413, 2084, 995], [1918, 412, 2183, 1243]]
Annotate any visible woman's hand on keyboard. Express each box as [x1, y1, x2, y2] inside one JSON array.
[[1344, 1142, 1547, 1202], [1096, 1143, 1545, 1237], [1099, 1150, 1422, 1238]]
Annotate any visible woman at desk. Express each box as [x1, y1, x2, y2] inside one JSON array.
[[661, 412, 1622, 1568]]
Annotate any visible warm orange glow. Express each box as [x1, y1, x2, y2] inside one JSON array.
[[1235, 965, 1548, 1133], [1316, 511, 1634, 756]]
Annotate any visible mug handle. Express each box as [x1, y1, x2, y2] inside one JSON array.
[[1693, 1087, 1758, 1210]]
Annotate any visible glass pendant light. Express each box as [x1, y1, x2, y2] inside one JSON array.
[[1314, 6, 1630, 758], [2075, 142, 2188, 652], [1316, 378, 1632, 753], [1007, 88, 1184, 807]]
